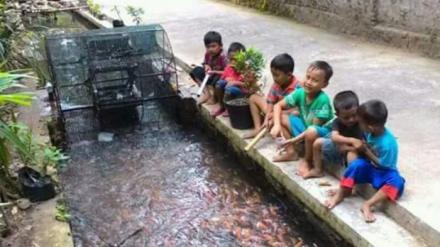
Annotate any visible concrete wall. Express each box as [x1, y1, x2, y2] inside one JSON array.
[[225, 0, 440, 58]]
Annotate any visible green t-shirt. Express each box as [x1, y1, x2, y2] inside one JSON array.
[[285, 88, 334, 127]]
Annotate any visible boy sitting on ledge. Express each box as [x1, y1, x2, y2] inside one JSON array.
[[270, 61, 334, 164], [302, 90, 363, 179], [243, 53, 301, 139], [325, 100, 405, 223]]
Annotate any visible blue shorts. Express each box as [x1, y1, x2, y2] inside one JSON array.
[[341, 158, 405, 201], [216, 80, 244, 97], [288, 115, 331, 137], [321, 138, 344, 165]]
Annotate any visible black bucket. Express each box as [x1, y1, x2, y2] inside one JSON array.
[[18, 167, 56, 202], [224, 98, 254, 130]]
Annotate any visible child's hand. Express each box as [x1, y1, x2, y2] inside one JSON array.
[[263, 113, 273, 128], [204, 65, 212, 72], [270, 125, 281, 138], [351, 138, 365, 151]]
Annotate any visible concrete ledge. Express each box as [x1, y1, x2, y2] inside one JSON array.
[[193, 102, 426, 247]]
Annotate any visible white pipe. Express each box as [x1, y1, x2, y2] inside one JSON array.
[[196, 74, 210, 97]]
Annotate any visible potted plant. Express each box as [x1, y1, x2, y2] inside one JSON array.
[[126, 6, 145, 25], [12, 122, 68, 202], [111, 6, 125, 28], [224, 48, 265, 129]]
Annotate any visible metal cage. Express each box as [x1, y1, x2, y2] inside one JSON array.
[[45, 24, 178, 138]]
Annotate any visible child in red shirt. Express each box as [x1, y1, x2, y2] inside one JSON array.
[[211, 42, 247, 117]]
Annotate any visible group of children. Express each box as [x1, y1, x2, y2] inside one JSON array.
[[190, 31, 405, 223]]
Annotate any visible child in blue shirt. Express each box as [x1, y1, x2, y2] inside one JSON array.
[[325, 100, 405, 223]]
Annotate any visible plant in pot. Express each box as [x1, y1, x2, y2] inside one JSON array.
[[225, 48, 265, 129], [111, 6, 125, 27], [12, 122, 68, 202], [126, 6, 145, 26], [87, 0, 104, 20]]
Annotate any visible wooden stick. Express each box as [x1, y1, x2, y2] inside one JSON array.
[[245, 127, 268, 151]]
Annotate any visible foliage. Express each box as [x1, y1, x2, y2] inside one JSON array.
[[0, 71, 35, 197], [126, 6, 145, 25], [0, 70, 34, 107], [87, 0, 102, 17], [11, 122, 68, 175], [55, 199, 71, 222], [232, 48, 265, 78], [111, 6, 122, 20], [232, 48, 265, 93]]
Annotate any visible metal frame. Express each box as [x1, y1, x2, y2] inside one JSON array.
[[45, 25, 179, 142]]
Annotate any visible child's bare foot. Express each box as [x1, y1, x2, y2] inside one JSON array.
[[302, 168, 324, 179], [206, 97, 217, 105], [296, 159, 311, 176], [324, 189, 345, 209], [210, 107, 225, 118], [197, 93, 209, 105], [243, 129, 260, 139], [361, 203, 376, 223], [326, 188, 338, 197], [273, 149, 299, 162]]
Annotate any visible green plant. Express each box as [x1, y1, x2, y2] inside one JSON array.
[[126, 6, 144, 25], [55, 199, 71, 222], [11, 122, 68, 175], [111, 6, 122, 20], [87, 0, 102, 17], [232, 48, 265, 94], [0, 71, 34, 198]]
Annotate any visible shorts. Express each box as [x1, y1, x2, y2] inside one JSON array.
[[321, 138, 345, 166], [216, 80, 246, 97], [189, 66, 220, 86], [341, 158, 405, 201], [288, 115, 331, 137]]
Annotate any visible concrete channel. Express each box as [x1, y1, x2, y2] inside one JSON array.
[[46, 7, 434, 247]]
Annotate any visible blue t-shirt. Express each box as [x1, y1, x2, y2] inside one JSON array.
[[366, 128, 398, 170]]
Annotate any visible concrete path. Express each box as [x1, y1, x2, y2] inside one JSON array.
[[96, 0, 440, 245]]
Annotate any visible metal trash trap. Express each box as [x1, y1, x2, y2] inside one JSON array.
[[45, 24, 179, 141]]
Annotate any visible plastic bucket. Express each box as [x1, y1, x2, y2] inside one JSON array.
[[18, 167, 56, 202], [224, 98, 254, 130]]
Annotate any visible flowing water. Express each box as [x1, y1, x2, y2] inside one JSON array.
[[27, 11, 343, 247], [60, 101, 341, 247]]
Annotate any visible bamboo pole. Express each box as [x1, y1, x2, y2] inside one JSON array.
[[244, 127, 268, 151]]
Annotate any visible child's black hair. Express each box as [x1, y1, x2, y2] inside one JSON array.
[[227, 42, 246, 54], [270, 53, 295, 74], [204, 31, 222, 46], [334, 90, 359, 114], [309, 60, 333, 82], [358, 100, 388, 126]]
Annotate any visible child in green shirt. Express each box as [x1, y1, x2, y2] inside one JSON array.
[[271, 61, 334, 171]]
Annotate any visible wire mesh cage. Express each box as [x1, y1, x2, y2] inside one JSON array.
[[45, 24, 179, 140]]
